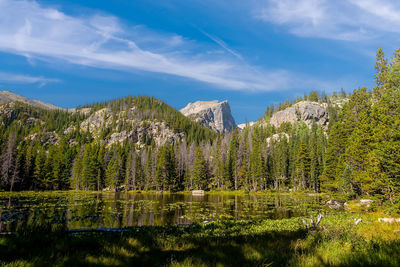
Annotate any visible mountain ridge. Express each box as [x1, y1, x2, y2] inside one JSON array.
[[0, 90, 62, 110]]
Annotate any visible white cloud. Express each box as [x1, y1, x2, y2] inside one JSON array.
[[256, 0, 400, 41], [0, 71, 60, 87], [0, 0, 279, 91], [0, 0, 351, 92]]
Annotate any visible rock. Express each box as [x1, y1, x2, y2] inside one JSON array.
[[266, 133, 289, 145], [378, 218, 400, 223], [237, 121, 256, 129], [269, 101, 328, 128], [192, 190, 205, 196], [80, 108, 184, 147], [24, 131, 59, 145], [115, 185, 125, 192], [0, 90, 62, 110], [180, 100, 236, 133], [326, 200, 345, 210], [102, 185, 125, 192], [0, 104, 16, 119], [70, 107, 91, 115], [359, 199, 374, 207], [80, 108, 112, 136]]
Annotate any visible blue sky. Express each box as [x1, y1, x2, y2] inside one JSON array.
[[0, 0, 399, 123]]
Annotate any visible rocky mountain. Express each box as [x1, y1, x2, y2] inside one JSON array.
[[180, 100, 236, 133], [73, 106, 186, 147], [269, 101, 329, 128], [0, 93, 216, 148], [0, 90, 62, 110]]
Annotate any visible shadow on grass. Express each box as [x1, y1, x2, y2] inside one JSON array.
[[1, 222, 400, 266]]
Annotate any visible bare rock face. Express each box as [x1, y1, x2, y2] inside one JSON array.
[[237, 121, 256, 129], [0, 90, 62, 110], [266, 133, 289, 145], [180, 100, 236, 133], [269, 101, 328, 128], [79, 107, 184, 147], [24, 131, 59, 145]]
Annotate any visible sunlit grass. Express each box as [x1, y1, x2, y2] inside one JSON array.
[[1, 213, 399, 266]]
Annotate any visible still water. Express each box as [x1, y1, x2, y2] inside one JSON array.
[[0, 191, 326, 230]]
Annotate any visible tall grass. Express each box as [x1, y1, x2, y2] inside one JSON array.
[[1, 213, 400, 266]]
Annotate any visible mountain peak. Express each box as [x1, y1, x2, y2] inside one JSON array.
[[180, 100, 236, 133]]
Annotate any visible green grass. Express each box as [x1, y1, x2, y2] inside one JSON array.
[[1, 213, 400, 266]]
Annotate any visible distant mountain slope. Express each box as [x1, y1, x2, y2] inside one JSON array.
[[0, 94, 216, 148], [74, 96, 217, 146], [0, 90, 62, 110], [180, 100, 236, 133]]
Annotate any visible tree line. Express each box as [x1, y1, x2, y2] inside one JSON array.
[[1, 47, 400, 202]]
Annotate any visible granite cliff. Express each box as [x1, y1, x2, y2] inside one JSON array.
[[180, 100, 236, 133], [269, 101, 329, 128]]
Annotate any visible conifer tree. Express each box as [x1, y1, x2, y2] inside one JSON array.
[[374, 46, 388, 99], [155, 145, 177, 191], [192, 146, 208, 190], [33, 148, 46, 190], [293, 142, 311, 190]]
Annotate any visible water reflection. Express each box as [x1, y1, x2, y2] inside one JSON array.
[[0, 192, 325, 231]]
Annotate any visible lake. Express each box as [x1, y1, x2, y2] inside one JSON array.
[[0, 191, 327, 231]]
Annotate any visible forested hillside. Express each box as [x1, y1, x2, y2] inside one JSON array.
[[1, 47, 399, 203]]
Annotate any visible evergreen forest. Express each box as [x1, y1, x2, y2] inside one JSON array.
[[1, 46, 400, 205]]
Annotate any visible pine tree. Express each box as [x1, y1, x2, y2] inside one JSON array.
[[81, 144, 101, 190], [71, 146, 84, 190], [272, 135, 289, 190], [33, 148, 46, 190], [105, 152, 123, 190], [42, 146, 56, 189], [374, 46, 389, 99], [192, 146, 207, 190], [293, 142, 311, 190], [155, 145, 177, 191], [212, 138, 225, 189]]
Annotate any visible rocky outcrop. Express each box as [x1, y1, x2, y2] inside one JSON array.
[[269, 101, 328, 128], [24, 131, 59, 145], [266, 133, 289, 145], [104, 122, 184, 147], [237, 121, 256, 129], [79, 107, 184, 147], [0, 90, 62, 110], [325, 200, 346, 210], [180, 100, 236, 133]]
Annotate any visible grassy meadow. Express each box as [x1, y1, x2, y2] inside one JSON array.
[[1, 211, 400, 266]]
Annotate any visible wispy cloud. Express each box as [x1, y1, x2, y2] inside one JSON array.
[[0, 71, 60, 87], [256, 0, 400, 41], [0, 0, 346, 92], [200, 30, 244, 61]]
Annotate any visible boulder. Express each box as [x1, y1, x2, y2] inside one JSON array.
[[192, 190, 205, 196], [378, 218, 400, 223], [359, 199, 375, 207], [326, 200, 345, 210]]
